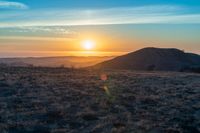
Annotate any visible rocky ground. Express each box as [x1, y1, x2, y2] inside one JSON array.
[[0, 67, 200, 133]]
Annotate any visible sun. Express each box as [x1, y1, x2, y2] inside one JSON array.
[[82, 40, 95, 50]]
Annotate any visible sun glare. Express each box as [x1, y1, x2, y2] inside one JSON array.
[[82, 40, 95, 50]]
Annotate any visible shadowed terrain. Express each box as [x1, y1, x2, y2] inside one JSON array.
[[93, 48, 200, 71], [0, 56, 114, 68], [0, 67, 200, 133]]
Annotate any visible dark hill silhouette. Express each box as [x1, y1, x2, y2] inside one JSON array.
[[92, 47, 200, 71]]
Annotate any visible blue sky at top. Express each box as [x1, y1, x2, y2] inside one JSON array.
[[1, 0, 200, 27], [5, 0, 200, 9], [0, 0, 200, 56]]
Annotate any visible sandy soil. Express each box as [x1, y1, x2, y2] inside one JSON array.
[[0, 67, 200, 133]]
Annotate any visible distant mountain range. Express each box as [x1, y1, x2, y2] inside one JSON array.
[[92, 47, 200, 72], [0, 56, 114, 68]]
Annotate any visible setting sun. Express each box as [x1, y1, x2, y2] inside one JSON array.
[[82, 40, 95, 50]]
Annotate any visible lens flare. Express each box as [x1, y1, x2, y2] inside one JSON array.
[[100, 74, 107, 81]]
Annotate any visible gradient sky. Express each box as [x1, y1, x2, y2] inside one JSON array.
[[0, 0, 200, 57]]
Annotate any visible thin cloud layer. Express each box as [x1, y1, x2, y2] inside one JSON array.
[[0, 26, 78, 41], [0, 5, 200, 27], [0, 0, 28, 9]]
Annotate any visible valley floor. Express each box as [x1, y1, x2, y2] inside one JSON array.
[[0, 67, 200, 133]]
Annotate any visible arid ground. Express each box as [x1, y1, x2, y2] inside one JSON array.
[[0, 67, 200, 133]]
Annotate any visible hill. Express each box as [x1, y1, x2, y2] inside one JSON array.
[[92, 47, 200, 71]]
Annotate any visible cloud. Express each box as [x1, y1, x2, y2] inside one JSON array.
[[0, 26, 78, 41], [17, 26, 78, 35], [6, 26, 78, 36], [0, 5, 200, 27], [0, 36, 75, 41], [0, 0, 28, 9]]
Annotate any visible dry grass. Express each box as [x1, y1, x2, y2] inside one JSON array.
[[0, 67, 200, 133]]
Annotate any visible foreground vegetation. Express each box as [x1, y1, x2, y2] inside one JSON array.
[[0, 67, 200, 133]]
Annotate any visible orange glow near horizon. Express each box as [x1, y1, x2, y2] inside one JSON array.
[[0, 50, 126, 57], [0, 33, 139, 57]]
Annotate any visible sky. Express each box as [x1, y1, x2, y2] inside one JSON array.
[[0, 0, 200, 57]]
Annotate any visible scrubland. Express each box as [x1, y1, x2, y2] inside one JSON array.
[[0, 67, 199, 133]]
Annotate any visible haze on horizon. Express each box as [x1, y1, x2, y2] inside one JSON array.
[[0, 0, 200, 57]]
